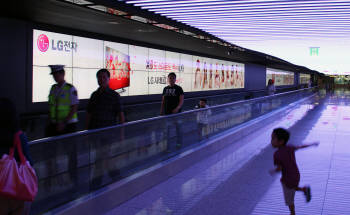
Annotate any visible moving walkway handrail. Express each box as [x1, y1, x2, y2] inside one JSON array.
[[29, 87, 316, 145]]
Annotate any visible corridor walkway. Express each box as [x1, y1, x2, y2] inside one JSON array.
[[106, 90, 350, 215]]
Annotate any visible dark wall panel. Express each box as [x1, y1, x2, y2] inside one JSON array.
[[245, 63, 266, 91], [296, 72, 300, 85], [0, 18, 28, 113]]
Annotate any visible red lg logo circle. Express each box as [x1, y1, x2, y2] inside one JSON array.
[[37, 34, 49, 52]]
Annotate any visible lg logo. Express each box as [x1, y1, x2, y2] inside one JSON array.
[[37, 34, 78, 53], [37, 34, 49, 52]]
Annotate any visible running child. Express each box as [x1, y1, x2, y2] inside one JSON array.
[[269, 128, 319, 215]]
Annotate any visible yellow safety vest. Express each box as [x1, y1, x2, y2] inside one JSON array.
[[48, 83, 77, 123]]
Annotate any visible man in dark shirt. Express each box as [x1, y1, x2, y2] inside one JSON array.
[[86, 69, 125, 189], [160, 73, 184, 152], [160, 72, 184, 115], [87, 69, 125, 129]]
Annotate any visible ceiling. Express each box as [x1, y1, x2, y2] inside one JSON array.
[[121, 0, 350, 75], [4, 0, 326, 74], [3, 0, 309, 72]]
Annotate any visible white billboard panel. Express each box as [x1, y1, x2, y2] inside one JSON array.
[[32, 29, 245, 102]]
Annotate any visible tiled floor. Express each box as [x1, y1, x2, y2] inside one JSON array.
[[106, 91, 350, 215]]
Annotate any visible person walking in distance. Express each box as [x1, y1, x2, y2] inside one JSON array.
[[267, 79, 276, 96], [195, 98, 211, 140], [269, 128, 319, 215], [47, 65, 79, 136]]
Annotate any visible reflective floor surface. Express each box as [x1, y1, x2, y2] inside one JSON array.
[[105, 90, 350, 215]]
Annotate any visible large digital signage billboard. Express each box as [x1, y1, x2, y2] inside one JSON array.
[[266, 68, 294, 86], [299, 73, 311, 85], [33, 29, 245, 102]]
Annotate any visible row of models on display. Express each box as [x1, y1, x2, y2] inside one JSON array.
[[194, 61, 244, 90]]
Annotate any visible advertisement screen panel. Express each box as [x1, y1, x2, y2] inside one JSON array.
[[72, 36, 103, 69], [299, 73, 311, 85], [266, 68, 294, 86], [334, 75, 350, 85], [32, 29, 245, 102], [129, 45, 148, 72], [34, 31, 73, 67]]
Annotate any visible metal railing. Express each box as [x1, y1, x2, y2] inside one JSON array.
[[22, 88, 269, 140], [29, 87, 317, 214]]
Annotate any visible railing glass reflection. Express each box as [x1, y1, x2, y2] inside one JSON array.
[[29, 87, 316, 214]]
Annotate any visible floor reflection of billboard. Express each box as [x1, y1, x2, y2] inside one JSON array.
[[105, 46, 130, 90]]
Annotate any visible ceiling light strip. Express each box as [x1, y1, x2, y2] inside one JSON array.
[[207, 29, 350, 33], [175, 15, 350, 22], [167, 11, 350, 19], [213, 32, 350, 36], [158, 5, 350, 15], [202, 27, 350, 31], [133, 0, 349, 9], [195, 24, 350, 29], [147, 2, 350, 13]]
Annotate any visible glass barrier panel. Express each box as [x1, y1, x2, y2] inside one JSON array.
[[29, 87, 317, 214]]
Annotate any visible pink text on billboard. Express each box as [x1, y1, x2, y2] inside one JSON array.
[[146, 60, 184, 72]]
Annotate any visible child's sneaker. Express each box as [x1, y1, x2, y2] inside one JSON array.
[[304, 186, 311, 202]]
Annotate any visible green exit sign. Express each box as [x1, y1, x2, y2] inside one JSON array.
[[309, 47, 320, 56]]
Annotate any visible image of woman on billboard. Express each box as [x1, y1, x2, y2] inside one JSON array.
[[230, 65, 235, 87], [209, 63, 213, 89], [225, 65, 230, 88], [194, 59, 201, 89], [203, 62, 208, 89], [215, 63, 220, 88], [221, 64, 225, 88]]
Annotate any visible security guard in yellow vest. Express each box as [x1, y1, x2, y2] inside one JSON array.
[[47, 65, 79, 136]]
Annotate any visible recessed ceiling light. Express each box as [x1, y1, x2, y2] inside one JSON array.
[[136, 29, 157, 32], [108, 21, 119, 24]]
